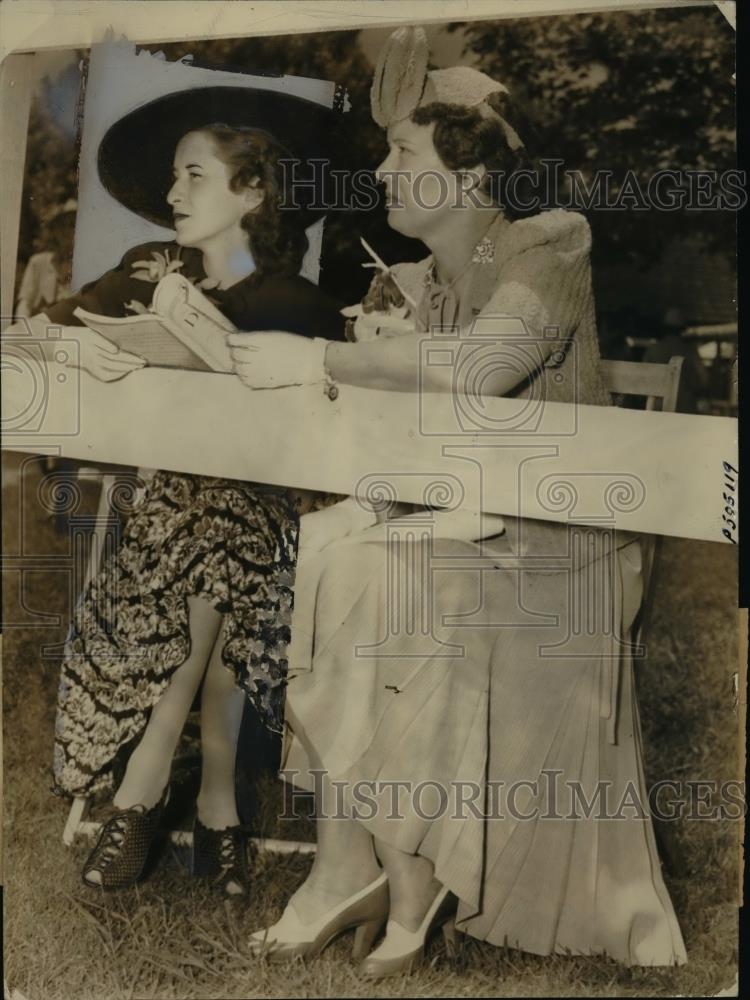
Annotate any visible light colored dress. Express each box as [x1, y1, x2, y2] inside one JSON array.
[[15, 251, 71, 319], [283, 210, 687, 967]]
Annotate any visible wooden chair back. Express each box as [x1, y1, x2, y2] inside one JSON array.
[[599, 356, 684, 876], [602, 357, 683, 413], [599, 356, 684, 649]]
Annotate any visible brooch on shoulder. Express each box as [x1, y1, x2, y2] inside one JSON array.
[[472, 236, 496, 264]]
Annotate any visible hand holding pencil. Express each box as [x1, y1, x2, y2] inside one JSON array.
[[340, 239, 419, 342]]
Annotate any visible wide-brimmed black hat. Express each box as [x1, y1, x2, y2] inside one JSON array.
[[98, 86, 343, 227]]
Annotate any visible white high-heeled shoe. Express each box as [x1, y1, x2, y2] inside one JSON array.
[[358, 885, 458, 979], [248, 873, 389, 963]]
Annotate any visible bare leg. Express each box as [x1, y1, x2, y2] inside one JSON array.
[[373, 839, 442, 931], [196, 632, 245, 830], [284, 700, 382, 921], [113, 596, 222, 810]]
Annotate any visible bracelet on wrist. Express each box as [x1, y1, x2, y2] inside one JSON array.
[[320, 340, 339, 401]]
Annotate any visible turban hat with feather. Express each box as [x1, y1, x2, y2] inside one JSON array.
[[370, 27, 524, 151]]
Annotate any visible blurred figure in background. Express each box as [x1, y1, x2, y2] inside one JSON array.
[[15, 199, 77, 319], [15, 199, 78, 496], [643, 307, 709, 414], [597, 304, 639, 363]]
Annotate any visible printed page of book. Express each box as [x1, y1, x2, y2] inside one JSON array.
[[73, 306, 213, 370]]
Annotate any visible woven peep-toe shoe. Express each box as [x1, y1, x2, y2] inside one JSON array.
[[81, 794, 166, 890], [191, 818, 251, 898]]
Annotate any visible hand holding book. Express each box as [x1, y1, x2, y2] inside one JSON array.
[[72, 273, 235, 377], [68, 325, 147, 382]]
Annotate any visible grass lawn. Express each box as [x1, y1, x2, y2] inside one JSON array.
[[2, 451, 740, 998]]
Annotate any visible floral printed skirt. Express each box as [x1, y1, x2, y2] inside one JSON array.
[[53, 470, 298, 799]]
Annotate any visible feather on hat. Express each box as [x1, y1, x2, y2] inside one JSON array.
[[370, 27, 429, 127], [370, 27, 523, 150]]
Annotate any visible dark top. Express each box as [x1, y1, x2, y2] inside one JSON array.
[[46, 240, 346, 341]]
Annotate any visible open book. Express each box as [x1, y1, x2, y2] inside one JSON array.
[[74, 273, 235, 373]]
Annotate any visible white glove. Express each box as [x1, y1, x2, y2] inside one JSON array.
[[69, 326, 146, 382], [228, 331, 328, 389], [343, 509, 506, 545], [298, 497, 378, 558], [424, 509, 505, 542]]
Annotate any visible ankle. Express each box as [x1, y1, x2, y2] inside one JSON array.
[[115, 743, 172, 811], [196, 795, 240, 831], [301, 859, 382, 904], [388, 876, 443, 933], [114, 772, 170, 811]]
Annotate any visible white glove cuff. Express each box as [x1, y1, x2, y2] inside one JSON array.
[[337, 495, 379, 533], [308, 338, 327, 381], [314, 337, 340, 400]]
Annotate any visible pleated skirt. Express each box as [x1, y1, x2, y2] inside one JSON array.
[[283, 529, 687, 967]]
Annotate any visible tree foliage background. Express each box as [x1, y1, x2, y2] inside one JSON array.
[[20, 6, 736, 316], [458, 6, 736, 268], [17, 76, 82, 264]]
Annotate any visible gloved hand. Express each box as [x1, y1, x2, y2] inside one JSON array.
[[298, 496, 378, 558], [69, 326, 146, 382], [228, 331, 328, 389]]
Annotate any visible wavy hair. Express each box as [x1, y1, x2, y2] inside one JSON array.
[[197, 124, 309, 279], [412, 92, 543, 220]]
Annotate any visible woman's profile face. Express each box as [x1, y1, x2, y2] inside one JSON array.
[[167, 131, 262, 252], [375, 118, 469, 243]]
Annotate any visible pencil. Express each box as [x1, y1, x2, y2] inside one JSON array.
[[360, 237, 419, 311]]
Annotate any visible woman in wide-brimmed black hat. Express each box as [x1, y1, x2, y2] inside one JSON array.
[[36, 84, 346, 896]]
